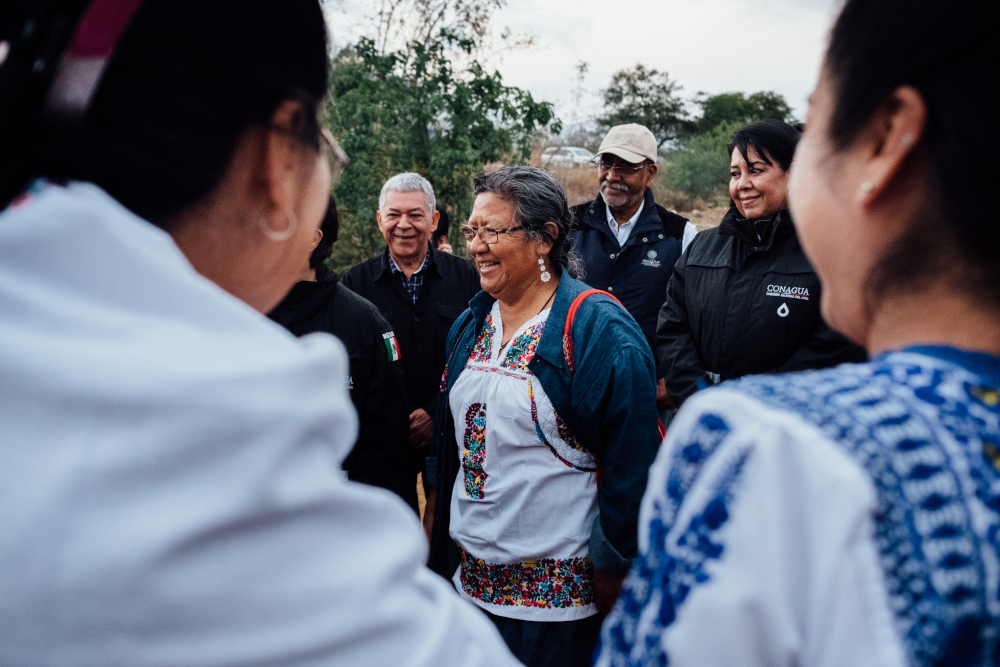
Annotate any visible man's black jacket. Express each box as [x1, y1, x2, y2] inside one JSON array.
[[268, 265, 409, 488], [656, 206, 867, 405], [342, 245, 481, 450], [569, 188, 686, 363]]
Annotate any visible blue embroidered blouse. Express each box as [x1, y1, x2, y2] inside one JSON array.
[[596, 346, 1000, 667]]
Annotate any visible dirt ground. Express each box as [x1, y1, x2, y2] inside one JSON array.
[[683, 207, 728, 231]]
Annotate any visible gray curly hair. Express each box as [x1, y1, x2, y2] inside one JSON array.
[[472, 166, 583, 278]]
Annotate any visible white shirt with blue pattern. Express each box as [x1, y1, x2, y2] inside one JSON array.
[[596, 347, 1000, 667]]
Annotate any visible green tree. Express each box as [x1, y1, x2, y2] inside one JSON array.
[[326, 33, 559, 272], [694, 91, 794, 134], [663, 120, 743, 203], [596, 64, 691, 148]]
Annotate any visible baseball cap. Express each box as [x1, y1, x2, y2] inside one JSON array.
[[595, 124, 658, 164]]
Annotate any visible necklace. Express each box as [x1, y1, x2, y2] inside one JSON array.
[[498, 288, 557, 352]]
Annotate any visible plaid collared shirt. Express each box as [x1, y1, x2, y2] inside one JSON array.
[[388, 252, 430, 305]]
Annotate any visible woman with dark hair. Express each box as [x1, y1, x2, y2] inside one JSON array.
[[598, 0, 1000, 664], [426, 165, 660, 666], [655, 120, 865, 409], [0, 2, 518, 664]]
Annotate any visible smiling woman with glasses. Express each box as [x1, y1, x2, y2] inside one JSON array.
[[426, 165, 662, 666], [460, 223, 525, 245]]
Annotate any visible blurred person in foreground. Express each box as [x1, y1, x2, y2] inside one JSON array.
[[0, 1, 519, 665], [426, 166, 660, 666], [343, 173, 479, 511], [268, 197, 411, 500], [567, 124, 691, 417], [656, 120, 865, 409], [597, 0, 1000, 664]]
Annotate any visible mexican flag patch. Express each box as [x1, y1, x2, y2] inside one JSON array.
[[383, 331, 401, 362]]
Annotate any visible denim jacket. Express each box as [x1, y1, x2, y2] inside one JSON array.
[[426, 270, 660, 579]]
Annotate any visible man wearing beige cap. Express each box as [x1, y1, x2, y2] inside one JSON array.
[[569, 123, 693, 412]]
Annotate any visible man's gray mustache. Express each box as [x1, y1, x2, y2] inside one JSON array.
[[602, 183, 629, 192]]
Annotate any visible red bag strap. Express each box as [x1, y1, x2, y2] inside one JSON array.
[[562, 288, 668, 442], [562, 289, 624, 375]]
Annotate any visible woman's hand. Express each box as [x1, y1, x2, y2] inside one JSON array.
[[594, 569, 627, 614]]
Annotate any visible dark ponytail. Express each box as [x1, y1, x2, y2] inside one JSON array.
[[825, 0, 998, 303], [0, 0, 328, 226]]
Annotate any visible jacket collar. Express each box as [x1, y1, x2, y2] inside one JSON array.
[[375, 243, 443, 281], [463, 267, 587, 370], [717, 206, 792, 251], [314, 262, 337, 284]]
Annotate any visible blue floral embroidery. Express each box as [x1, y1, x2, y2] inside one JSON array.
[[599, 351, 1000, 667], [735, 356, 1000, 665], [602, 415, 749, 667]]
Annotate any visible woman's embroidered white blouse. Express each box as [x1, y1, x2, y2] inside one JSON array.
[[449, 300, 599, 621]]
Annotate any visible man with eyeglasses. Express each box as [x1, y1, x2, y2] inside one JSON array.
[[568, 124, 695, 414], [343, 173, 480, 513]]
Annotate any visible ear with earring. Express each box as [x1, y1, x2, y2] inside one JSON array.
[[538, 256, 551, 283]]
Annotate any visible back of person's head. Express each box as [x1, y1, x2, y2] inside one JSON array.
[[728, 120, 800, 172], [0, 0, 328, 226], [824, 0, 997, 302], [310, 196, 339, 269], [433, 206, 450, 248], [379, 172, 436, 213]]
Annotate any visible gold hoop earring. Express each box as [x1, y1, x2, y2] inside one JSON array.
[[260, 213, 298, 242]]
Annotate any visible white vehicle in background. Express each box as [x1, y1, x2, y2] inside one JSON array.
[[541, 146, 596, 168]]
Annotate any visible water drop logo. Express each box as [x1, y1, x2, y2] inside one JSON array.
[[777, 302, 789, 318]]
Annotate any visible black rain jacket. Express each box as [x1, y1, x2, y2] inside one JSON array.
[[343, 246, 481, 472], [268, 265, 409, 488], [569, 188, 686, 364], [656, 206, 866, 405]]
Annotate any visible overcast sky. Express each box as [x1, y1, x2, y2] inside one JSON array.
[[326, 0, 842, 130]]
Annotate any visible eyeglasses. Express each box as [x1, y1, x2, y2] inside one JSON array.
[[460, 225, 525, 244], [597, 161, 649, 175]]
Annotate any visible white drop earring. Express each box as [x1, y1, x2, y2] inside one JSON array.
[[538, 256, 551, 283]]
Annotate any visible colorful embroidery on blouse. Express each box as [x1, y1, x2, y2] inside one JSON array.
[[502, 321, 546, 371], [528, 379, 597, 472], [469, 314, 496, 364], [556, 412, 588, 454], [460, 549, 594, 608], [462, 403, 488, 499]]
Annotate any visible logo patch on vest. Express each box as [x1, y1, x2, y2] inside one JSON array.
[[766, 284, 810, 300], [642, 249, 661, 268]]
